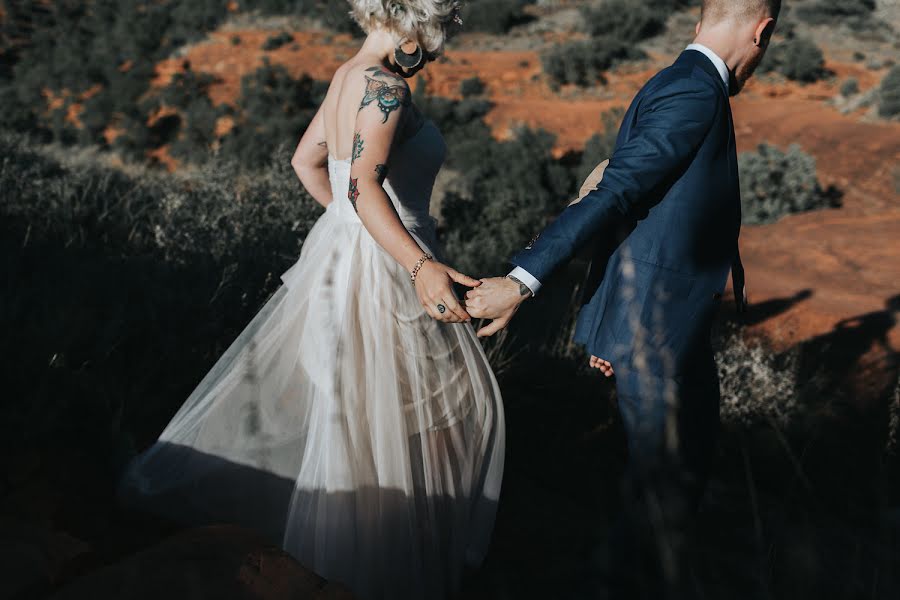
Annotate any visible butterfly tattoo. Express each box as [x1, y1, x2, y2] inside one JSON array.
[[359, 76, 411, 124]]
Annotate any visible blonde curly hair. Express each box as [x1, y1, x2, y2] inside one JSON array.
[[348, 0, 463, 55]]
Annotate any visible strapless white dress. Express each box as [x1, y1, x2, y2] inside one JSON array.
[[116, 120, 505, 599]]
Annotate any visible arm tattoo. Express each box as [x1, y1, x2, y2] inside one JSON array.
[[374, 163, 388, 184], [348, 177, 360, 213], [360, 76, 411, 124], [507, 275, 533, 297], [352, 131, 364, 162]]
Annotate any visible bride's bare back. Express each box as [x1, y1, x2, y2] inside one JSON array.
[[291, 49, 477, 325]]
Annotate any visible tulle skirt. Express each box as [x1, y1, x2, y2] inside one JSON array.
[[116, 202, 506, 600]]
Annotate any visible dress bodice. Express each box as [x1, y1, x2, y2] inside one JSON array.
[[327, 119, 446, 229]]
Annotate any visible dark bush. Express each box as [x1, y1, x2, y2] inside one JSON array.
[[761, 36, 828, 83], [580, 0, 666, 42], [542, 38, 641, 88], [262, 31, 295, 51], [878, 66, 900, 118], [796, 0, 876, 30], [239, 0, 359, 33], [0, 0, 234, 148], [413, 77, 495, 151], [840, 77, 859, 97], [546, 0, 697, 88], [0, 132, 323, 451], [460, 76, 487, 98], [0, 0, 356, 151], [218, 59, 328, 170], [313, 1, 360, 33], [462, 0, 535, 34], [440, 127, 574, 275], [143, 67, 223, 164], [738, 143, 841, 224]]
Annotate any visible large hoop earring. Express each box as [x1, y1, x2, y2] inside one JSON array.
[[394, 42, 423, 70]]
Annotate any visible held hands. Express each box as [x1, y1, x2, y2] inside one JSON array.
[[414, 260, 482, 323], [465, 276, 532, 338]]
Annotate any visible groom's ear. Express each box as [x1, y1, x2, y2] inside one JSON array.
[[695, 20, 701, 36]]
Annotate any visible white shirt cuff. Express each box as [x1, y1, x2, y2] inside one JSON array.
[[507, 267, 542, 296]]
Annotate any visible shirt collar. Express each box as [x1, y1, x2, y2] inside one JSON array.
[[685, 43, 729, 91]]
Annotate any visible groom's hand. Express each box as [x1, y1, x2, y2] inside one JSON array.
[[465, 276, 532, 338]]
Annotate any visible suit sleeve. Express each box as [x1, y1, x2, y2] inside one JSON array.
[[510, 77, 719, 283]]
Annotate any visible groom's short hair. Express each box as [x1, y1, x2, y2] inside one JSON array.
[[701, 0, 781, 23]]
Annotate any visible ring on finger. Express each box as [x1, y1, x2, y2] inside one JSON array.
[[437, 303, 446, 314]]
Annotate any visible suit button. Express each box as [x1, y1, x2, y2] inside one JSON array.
[[712, 292, 723, 300]]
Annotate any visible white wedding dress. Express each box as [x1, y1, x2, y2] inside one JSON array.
[[116, 120, 506, 599]]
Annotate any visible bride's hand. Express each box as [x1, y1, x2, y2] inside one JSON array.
[[589, 355, 615, 378], [414, 261, 481, 323]]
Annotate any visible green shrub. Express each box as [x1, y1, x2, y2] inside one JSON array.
[[738, 143, 841, 225], [218, 59, 328, 170], [796, 0, 876, 30], [0, 0, 233, 147], [112, 66, 224, 164], [541, 38, 641, 88], [544, 0, 696, 88], [151, 148, 323, 267], [0, 0, 356, 150], [413, 77, 495, 151], [878, 66, 900, 118], [440, 127, 574, 275], [313, 1, 360, 33], [460, 76, 487, 98], [580, 0, 666, 42], [840, 77, 859, 97], [462, 0, 535, 34], [761, 36, 827, 83], [262, 31, 295, 51]]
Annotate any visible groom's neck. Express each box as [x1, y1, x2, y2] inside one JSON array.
[[692, 28, 742, 73]]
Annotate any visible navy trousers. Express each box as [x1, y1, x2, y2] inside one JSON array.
[[608, 350, 721, 600]]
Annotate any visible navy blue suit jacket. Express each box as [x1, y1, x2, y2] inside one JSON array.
[[511, 50, 741, 388]]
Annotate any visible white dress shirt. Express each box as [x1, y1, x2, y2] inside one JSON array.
[[508, 43, 730, 296]]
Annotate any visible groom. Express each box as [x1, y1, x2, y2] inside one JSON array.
[[467, 0, 780, 597]]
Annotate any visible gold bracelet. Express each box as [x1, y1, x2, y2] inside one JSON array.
[[410, 253, 433, 285]]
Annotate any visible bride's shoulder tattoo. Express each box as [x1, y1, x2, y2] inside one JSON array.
[[360, 68, 411, 124]]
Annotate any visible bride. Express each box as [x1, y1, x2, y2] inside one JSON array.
[[116, 1, 505, 598]]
